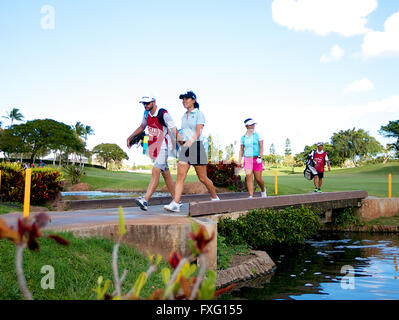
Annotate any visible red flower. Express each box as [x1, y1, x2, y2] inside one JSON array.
[[189, 225, 215, 254], [169, 251, 181, 270]]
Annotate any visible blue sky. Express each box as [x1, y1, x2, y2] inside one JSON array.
[[1, 0, 399, 165]]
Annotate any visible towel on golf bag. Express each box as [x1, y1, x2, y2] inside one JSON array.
[[304, 150, 318, 180]]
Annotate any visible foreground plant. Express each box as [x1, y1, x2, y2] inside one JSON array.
[[95, 207, 234, 300], [0, 213, 70, 300]]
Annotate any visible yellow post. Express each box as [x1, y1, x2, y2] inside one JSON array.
[[389, 173, 392, 198], [275, 171, 278, 195], [0, 170, 2, 194], [24, 169, 32, 217]]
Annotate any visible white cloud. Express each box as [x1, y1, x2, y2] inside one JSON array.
[[272, 0, 377, 37], [362, 11, 399, 58], [344, 78, 374, 93], [321, 44, 345, 63]]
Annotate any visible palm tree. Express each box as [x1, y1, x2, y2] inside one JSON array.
[[3, 108, 24, 127], [73, 122, 94, 167]]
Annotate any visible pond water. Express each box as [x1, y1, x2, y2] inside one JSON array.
[[219, 232, 399, 300], [61, 191, 168, 200]]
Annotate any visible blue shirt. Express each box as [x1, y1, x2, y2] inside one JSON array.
[[180, 108, 205, 141], [241, 132, 263, 157]]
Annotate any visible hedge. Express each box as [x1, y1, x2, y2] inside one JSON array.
[[218, 206, 322, 248], [0, 162, 63, 205]]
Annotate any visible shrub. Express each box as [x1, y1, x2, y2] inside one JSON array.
[[0, 162, 63, 205], [207, 161, 247, 192], [331, 207, 364, 228], [218, 206, 322, 249], [62, 164, 86, 185]]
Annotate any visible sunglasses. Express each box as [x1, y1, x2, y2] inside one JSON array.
[[142, 102, 153, 106]]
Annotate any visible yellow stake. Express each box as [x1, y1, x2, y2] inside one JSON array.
[[275, 171, 278, 195], [24, 169, 32, 217], [389, 173, 392, 198], [0, 170, 2, 194]]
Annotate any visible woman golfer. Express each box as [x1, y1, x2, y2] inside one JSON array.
[[238, 118, 267, 198], [164, 91, 219, 212]]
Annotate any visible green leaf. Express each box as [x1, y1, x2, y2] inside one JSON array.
[[190, 218, 199, 234], [198, 270, 216, 300], [188, 239, 199, 256], [118, 206, 126, 236], [132, 272, 147, 297], [155, 254, 162, 266], [161, 268, 170, 286]]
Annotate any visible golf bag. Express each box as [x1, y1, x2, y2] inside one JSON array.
[[128, 131, 146, 148], [304, 150, 318, 180]]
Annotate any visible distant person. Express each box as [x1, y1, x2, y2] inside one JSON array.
[[39, 160, 45, 168], [238, 118, 267, 198], [310, 142, 331, 193], [164, 91, 219, 213], [127, 96, 181, 211]]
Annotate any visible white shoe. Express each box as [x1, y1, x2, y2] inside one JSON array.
[[248, 196, 253, 199], [211, 196, 220, 201], [135, 197, 148, 211], [261, 191, 267, 198], [164, 201, 180, 213]]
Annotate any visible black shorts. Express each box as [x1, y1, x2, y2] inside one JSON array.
[[316, 172, 324, 179], [179, 141, 208, 166]]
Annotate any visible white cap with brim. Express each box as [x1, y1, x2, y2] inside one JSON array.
[[139, 96, 155, 103], [244, 119, 257, 126], [317, 142, 323, 146]]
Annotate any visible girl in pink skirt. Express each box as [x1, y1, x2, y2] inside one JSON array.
[[238, 118, 267, 198]]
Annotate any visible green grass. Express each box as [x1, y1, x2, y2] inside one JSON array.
[[65, 161, 399, 198], [0, 232, 171, 300], [365, 215, 399, 226], [217, 235, 251, 270], [259, 161, 399, 198], [79, 166, 200, 191], [0, 203, 23, 215]]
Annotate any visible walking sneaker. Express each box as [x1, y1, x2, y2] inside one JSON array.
[[135, 197, 148, 211], [211, 196, 220, 201], [317, 189, 322, 193], [261, 190, 267, 198], [248, 196, 253, 199], [314, 188, 319, 193], [164, 201, 180, 213]]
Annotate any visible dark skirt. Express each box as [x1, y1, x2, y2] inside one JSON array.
[[178, 141, 208, 165]]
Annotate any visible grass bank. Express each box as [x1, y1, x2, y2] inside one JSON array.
[[0, 232, 170, 300]]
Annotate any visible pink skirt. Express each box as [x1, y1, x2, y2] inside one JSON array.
[[243, 157, 263, 172]]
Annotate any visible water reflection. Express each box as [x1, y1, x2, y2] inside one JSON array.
[[219, 233, 399, 300], [61, 191, 167, 200]]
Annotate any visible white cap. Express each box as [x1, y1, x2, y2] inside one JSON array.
[[139, 96, 155, 103], [317, 142, 324, 146], [244, 118, 257, 126]]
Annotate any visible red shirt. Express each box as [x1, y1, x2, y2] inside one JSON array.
[[314, 151, 328, 173], [146, 110, 167, 160]]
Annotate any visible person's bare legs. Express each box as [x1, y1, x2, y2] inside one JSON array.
[[318, 178, 323, 190], [245, 170, 254, 197], [313, 176, 319, 189], [254, 171, 265, 192], [173, 162, 190, 203], [194, 165, 217, 199], [144, 167, 161, 202], [161, 169, 176, 199]]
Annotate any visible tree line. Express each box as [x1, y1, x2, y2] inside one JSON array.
[[206, 121, 399, 169], [0, 108, 128, 169]]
